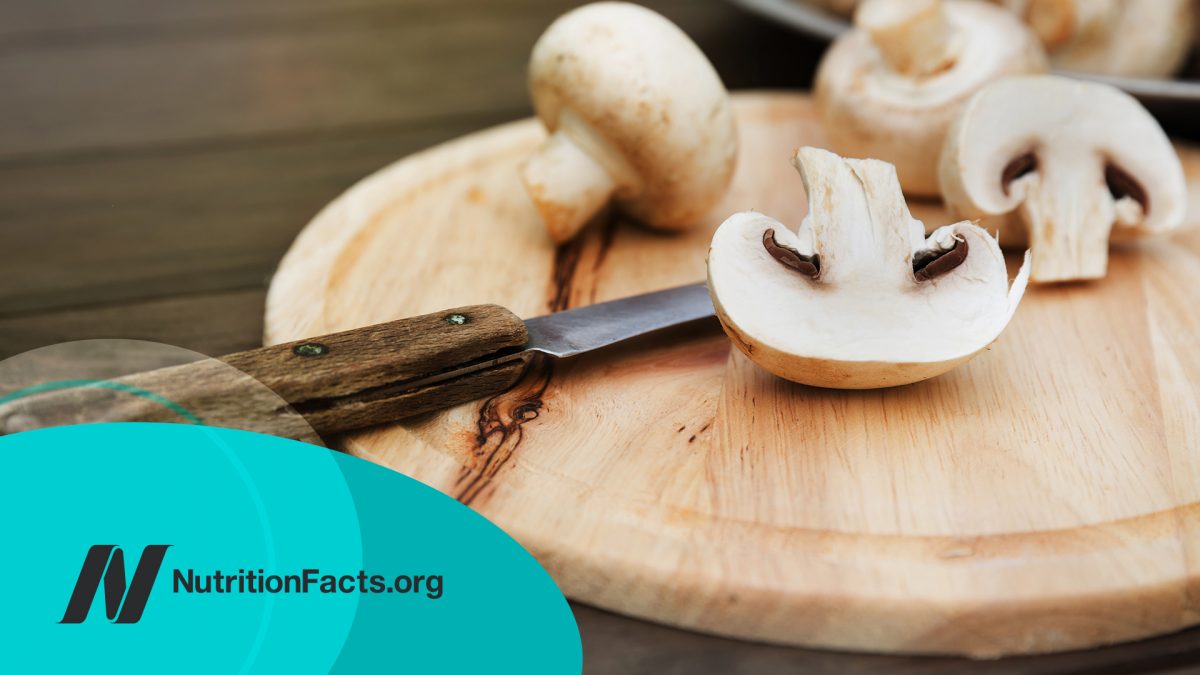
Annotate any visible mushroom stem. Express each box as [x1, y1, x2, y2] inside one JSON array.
[[1024, 0, 1116, 49], [1017, 159, 1116, 282], [857, 0, 960, 77], [792, 147, 927, 287], [519, 130, 619, 244]]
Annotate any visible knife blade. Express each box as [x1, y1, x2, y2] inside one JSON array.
[[399, 282, 716, 391], [0, 283, 717, 441]]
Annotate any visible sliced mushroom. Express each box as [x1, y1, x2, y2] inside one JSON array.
[[998, 0, 1194, 78], [938, 75, 1187, 283], [814, 0, 1047, 197], [520, 2, 738, 243], [707, 147, 1029, 389]]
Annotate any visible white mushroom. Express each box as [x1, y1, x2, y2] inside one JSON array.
[[707, 147, 1029, 389], [998, 0, 1194, 78], [814, 0, 1047, 197], [520, 2, 737, 243], [938, 75, 1187, 283]]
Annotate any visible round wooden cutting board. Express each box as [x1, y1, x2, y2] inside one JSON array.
[[265, 93, 1200, 657]]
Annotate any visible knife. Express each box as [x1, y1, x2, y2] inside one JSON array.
[[0, 283, 716, 441]]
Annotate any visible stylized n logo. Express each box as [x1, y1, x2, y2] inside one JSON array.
[[60, 545, 170, 624]]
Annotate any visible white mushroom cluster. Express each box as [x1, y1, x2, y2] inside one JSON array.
[[809, 0, 1186, 286], [707, 0, 1188, 388], [517, 1, 1189, 390]]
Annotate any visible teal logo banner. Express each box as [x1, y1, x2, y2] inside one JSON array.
[[0, 424, 582, 673]]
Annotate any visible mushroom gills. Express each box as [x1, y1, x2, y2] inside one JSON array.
[[1104, 163, 1149, 226], [1001, 151, 1038, 194], [765, 227, 969, 282], [762, 229, 820, 278], [912, 235, 968, 281]]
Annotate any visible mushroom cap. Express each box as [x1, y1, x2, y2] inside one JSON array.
[[938, 75, 1186, 244], [527, 2, 737, 230], [1002, 0, 1194, 78], [708, 147, 1029, 389], [1052, 0, 1193, 77], [814, 0, 1046, 196]]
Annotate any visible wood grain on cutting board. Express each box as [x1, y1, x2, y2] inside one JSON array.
[[265, 92, 1200, 657]]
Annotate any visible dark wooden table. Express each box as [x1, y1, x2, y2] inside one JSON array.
[[3, 1, 1199, 672]]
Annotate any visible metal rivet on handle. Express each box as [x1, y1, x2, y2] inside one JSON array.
[[293, 343, 329, 357], [445, 314, 469, 326]]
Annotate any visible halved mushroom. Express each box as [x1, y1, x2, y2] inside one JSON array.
[[708, 147, 1030, 389], [520, 2, 738, 243], [814, 0, 1047, 197], [938, 75, 1187, 283], [998, 0, 1194, 78]]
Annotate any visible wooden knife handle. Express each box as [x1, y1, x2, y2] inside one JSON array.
[[0, 305, 531, 441]]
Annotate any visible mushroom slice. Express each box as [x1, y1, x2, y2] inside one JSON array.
[[814, 0, 1047, 197], [708, 147, 1029, 389], [520, 2, 737, 243], [939, 75, 1187, 283]]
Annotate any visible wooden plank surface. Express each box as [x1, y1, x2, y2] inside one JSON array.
[[0, 0, 810, 160], [0, 118, 491, 315], [0, 0, 813, 317], [1, 0, 1196, 671], [0, 290, 267, 359]]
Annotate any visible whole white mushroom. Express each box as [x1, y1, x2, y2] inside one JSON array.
[[815, 0, 1047, 197], [998, 0, 1195, 78], [520, 2, 738, 243]]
